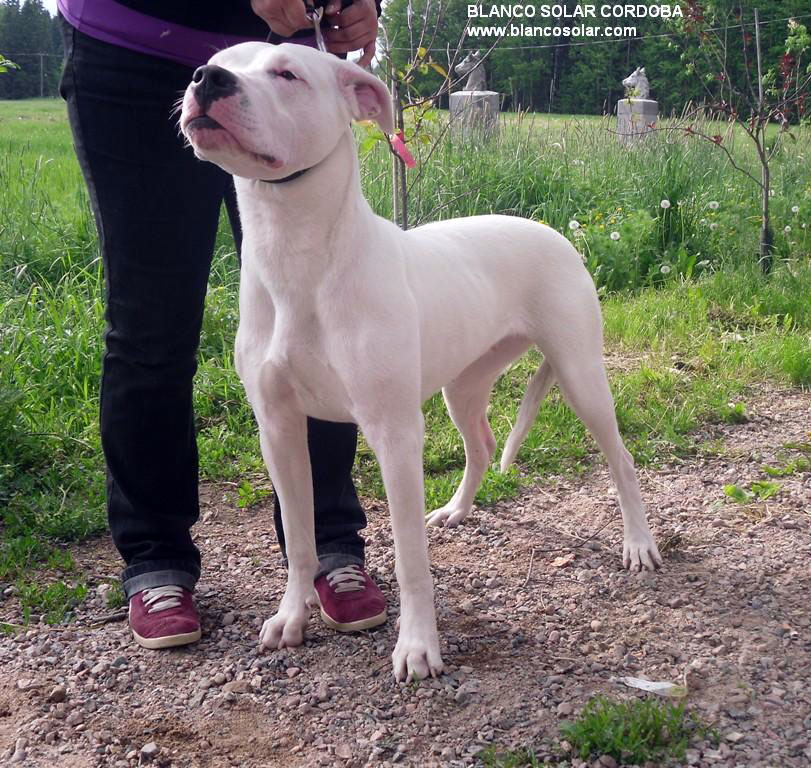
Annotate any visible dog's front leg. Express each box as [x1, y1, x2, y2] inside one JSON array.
[[255, 408, 318, 649], [363, 412, 444, 681]]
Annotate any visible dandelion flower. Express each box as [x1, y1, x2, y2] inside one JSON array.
[[708, 201, 719, 210], [610, 231, 620, 241], [660, 199, 671, 209], [785, 225, 792, 233], [660, 264, 672, 274], [792, 205, 800, 214], [709, 222, 718, 231], [568, 220, 580, 231]]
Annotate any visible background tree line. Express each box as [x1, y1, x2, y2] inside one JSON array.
[[0, 0, 61, 99], [381, 0, 810, 115], [0, 0, 808, 111]]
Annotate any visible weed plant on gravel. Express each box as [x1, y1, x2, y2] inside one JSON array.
[[559, 695, 717, 766], [1, 101, 809, 622]]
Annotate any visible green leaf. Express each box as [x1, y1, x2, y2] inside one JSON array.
[[723, 484, 751, 504], [428, 60, 448, 78], [750, 480, 780, 500]]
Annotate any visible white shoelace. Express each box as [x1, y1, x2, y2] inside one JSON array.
[[142, 585, 184, 613], [326, 565, 366, 594]]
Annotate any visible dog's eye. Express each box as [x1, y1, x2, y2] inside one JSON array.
[[275, 70, 297, 81]]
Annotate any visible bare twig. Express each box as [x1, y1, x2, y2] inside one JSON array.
[[86, 610, 128, 628], [521, 548, 535, 588], [521, 516, 616, 587]]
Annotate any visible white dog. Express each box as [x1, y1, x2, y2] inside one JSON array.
[[180, 42, 662, 682]]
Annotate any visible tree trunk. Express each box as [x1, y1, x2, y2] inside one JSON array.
[[760, 160, 773, 274], [390, 80, 408, 231]]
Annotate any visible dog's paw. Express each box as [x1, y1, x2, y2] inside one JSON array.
[[623, 533, 663, 572], [258, 604, 312, 650], [392, 632, 444, 681], [426, 503, 471, 528]]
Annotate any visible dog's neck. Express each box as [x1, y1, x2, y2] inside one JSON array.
[[234, 128, 374, 297]]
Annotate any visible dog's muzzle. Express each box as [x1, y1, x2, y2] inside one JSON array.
[[192, 64, 239, 112]]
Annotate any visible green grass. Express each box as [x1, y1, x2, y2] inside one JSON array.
[[1, 98, 810, 622], [16, 578, 88, 625], [480, 746, 549, 767], [559, 696, 716, 766]]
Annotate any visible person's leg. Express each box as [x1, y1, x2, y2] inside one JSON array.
[[59, 19, 232, 598]]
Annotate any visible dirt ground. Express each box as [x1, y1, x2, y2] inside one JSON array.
[[1, 384, 809, 768]]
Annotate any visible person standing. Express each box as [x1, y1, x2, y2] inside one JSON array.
[[57, 0, 386, 648]]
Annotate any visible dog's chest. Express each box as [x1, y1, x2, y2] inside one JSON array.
[[242, 309, 355, 423]]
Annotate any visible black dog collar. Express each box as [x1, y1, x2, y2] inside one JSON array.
[[261, 167, 311, 185]]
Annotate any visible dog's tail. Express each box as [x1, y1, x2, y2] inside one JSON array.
[[499, 359, 555, 472]]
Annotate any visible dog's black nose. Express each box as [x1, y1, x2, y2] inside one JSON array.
[[192, 65, 238, 111]]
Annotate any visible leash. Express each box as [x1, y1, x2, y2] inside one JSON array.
[[258, 0, 378, 184], [264, 0, 354, 51]]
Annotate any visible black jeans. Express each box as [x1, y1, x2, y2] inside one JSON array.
[[58, 18, 366, 598]]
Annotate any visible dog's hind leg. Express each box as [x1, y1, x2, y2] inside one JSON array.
[[549, 356, 662, 571], [499, 359, 555, 472], [427, 335, 530, 528]]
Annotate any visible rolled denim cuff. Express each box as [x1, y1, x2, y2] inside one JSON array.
[[122, 564, 199, 599], [315, 552, 364, 579]]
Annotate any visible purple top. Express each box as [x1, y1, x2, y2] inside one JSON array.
[[57, 0, 316, 68]]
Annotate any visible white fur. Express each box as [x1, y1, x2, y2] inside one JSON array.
[[180, 43, 662, 682]]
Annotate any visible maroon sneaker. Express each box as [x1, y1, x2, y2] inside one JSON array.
[[315, 565, 387, 632], [128, 585, 201, 650]]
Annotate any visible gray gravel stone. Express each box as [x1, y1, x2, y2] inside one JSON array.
[[47, 684, 67, 703]]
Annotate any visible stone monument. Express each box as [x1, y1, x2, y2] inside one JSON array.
[[449, 50, 499, 137], [617, 67, 659, 145]]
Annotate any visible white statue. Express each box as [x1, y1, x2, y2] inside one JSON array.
[[455, 50, 486, 92], [622, 67, 650, 99]]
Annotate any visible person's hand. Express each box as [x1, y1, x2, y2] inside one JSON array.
[[251, 0, 311, 37], [323, 0, 378, 68]]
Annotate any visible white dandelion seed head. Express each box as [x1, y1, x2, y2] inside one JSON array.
[[697, 259, 710, 267], [610, 231, 620, 241], [660, 199, 671, 209], [568, 219, 581, 231], [708, 201, 719, 210], [792, 205, 800, 214], [699, 218, 707, 226], [660, 264, 672, 274], [709, 222, 718, 230], [785, 225, 792, 233]]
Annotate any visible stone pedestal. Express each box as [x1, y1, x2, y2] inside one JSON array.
[[617, 98, 659, 144], [449, 90, 499, 138]]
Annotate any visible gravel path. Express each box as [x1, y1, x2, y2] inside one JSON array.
[[1, 385, 809, 768]]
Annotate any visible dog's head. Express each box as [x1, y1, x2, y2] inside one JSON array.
[[179, 42, 393, 180]]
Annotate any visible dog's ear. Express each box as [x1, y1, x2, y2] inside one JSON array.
[[336, 61, 394, 135]]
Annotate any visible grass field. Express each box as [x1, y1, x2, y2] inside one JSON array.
[[1, 98, 810, 619]]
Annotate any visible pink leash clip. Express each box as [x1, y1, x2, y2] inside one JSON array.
[[390, 131, 416, 168]]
